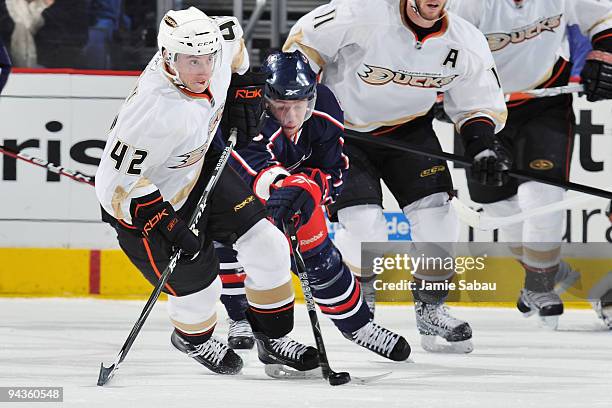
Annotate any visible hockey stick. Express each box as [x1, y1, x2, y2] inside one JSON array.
[[505, 83, 584, 102], [0, 144, 95, 186], [343, 131, 612, 200], [450, 193, 600, 230], [97, 129, 237, 386], [435, 84, 584, 105], [283, 220, 351, 386]]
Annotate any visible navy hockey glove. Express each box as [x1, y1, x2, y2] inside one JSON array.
[[221, 69, 267, 148], [581, 50, 612, 102], [464, 135, 513, 187], [266, 173, 322, 228], [130, 190, 202, 255]]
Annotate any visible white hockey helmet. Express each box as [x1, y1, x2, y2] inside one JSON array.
[[157, 7, 222, 88]]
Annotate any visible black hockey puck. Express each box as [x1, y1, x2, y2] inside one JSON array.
[[328, 371, 351, 386]]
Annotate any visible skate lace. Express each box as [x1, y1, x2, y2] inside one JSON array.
[[352, 322, 398, 356], [270, 337, 309, 360], [428, 305, 462, 330], [228, 319, 252, 338], [187, 338, 229, 366]]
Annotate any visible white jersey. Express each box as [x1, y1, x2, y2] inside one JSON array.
[[283, 0, 507, 133], [448, 0, 612, 93], [95, 16, 248, 223]]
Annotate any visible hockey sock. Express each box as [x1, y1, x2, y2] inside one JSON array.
[[412, 278, 450, 305], [522, 262, 558, 293], [302, 239, 372, 333]]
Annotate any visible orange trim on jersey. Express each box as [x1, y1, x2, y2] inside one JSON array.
[[507, 60, 568, 108], [134, 196, 163, 217], [419, 15, 449, 44], [400, 0, 449, 46], [178, 86, 213, 100], [142, 238, 177, 296], [462, 118, 495, 128], [118, 219, 137, 230], [593, 32, 612, 44], [372, 124, 403, 136]]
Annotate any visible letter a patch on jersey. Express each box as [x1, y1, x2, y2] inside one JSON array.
[[443, 49, 459, 68]]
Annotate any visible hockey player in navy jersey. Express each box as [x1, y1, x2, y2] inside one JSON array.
[[218, 50, 411, 362]]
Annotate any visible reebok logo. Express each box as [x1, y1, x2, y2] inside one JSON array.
[[235, 88, 262, 99], [234, 195, 255, 212], [143, 209, 169, 236], [300, 231, 324, 246]]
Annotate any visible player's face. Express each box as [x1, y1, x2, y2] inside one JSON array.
[[415, 0, 446, 21], [174, 52, 217, 93], [267, 98, 310, 137]]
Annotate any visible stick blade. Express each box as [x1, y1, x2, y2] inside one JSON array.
[[97, 362, 117, 386]]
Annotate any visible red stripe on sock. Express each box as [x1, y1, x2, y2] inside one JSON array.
[[219, 273, 247, 284], [318, 283, 361, 314]]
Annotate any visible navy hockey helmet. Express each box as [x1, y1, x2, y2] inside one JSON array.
[[261, 50, 318, 134], [262, 50, 317, 101]]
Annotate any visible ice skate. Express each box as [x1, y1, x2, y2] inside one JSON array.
[[592, 289, 612, 330], [227, 319, 255, 350], [342, 320, 411, 361], [252, 331, 319, 372], [517, 289, 564, 329], [171, 330, 243, 375], [415, 301, 473, 353]]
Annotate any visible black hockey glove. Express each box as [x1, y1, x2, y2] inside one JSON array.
[[463, 134, 513, 187], [581, 50, 612, 102], [432, 94, 452, 124], [266, 174, 322, 228], [130, 190, 202, 256], [220, 69, 267, 149]]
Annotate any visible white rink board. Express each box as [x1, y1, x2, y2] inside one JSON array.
[[1, 73, 611, 247]]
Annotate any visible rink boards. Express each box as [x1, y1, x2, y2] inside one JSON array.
[[1, 70, 611, 301]]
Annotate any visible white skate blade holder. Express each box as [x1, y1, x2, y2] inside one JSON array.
[[264, 364, 392, 384], [420, 335, 474, 354]]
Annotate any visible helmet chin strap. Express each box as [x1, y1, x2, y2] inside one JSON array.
[[409, 0, 447, 23], [162, 51, 186, 87]]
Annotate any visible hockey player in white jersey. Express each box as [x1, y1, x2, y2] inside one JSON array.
[[95, 7, 319, 375], [449, 0, 612, 329], [284, 0, 509, 352]]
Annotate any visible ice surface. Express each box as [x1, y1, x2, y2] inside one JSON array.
[[0, 299, 610, 408]]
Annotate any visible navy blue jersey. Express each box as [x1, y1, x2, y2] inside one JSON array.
[[230, 84, 348, 205]]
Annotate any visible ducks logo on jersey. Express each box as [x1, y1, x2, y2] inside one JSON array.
[[487, 14, 562, 52], [358, 64, 458, 88]]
